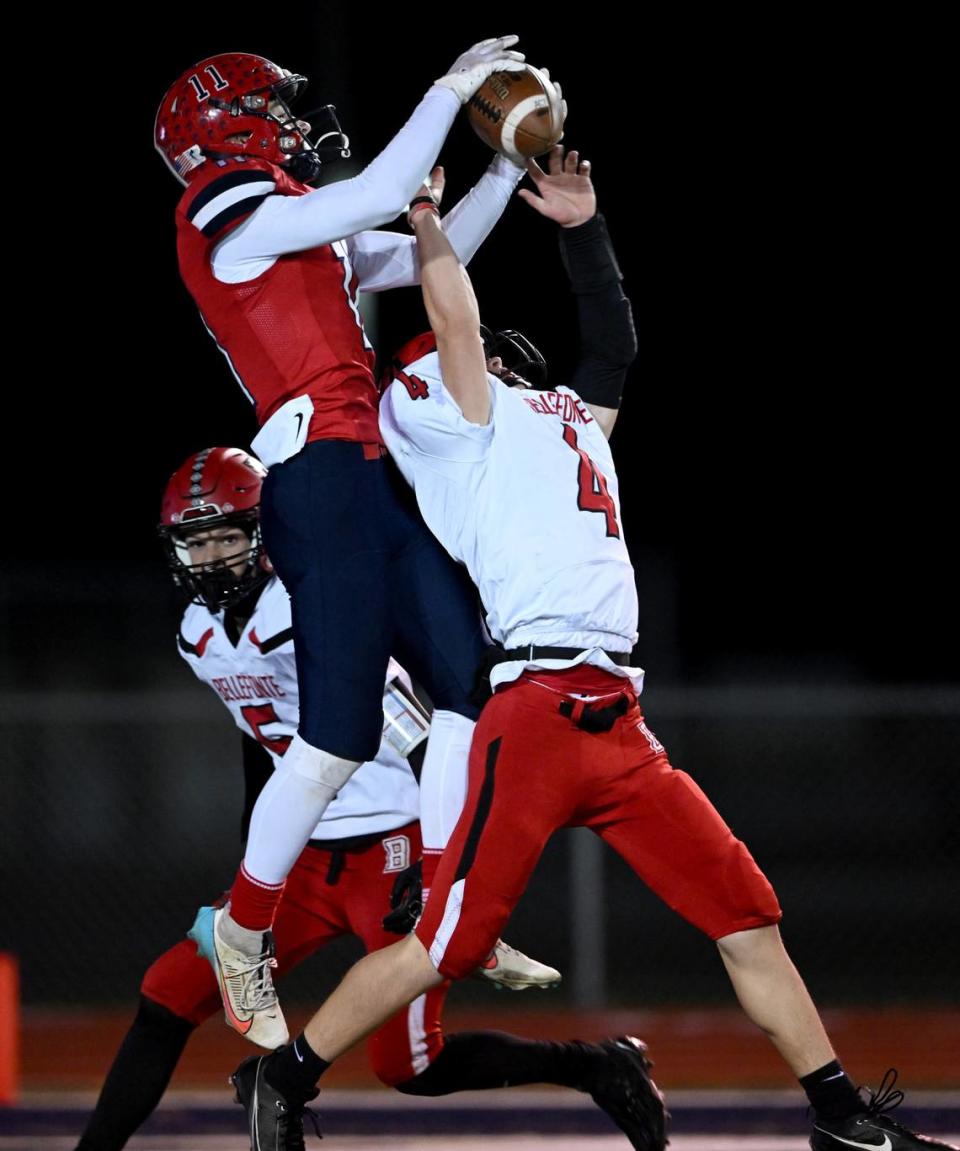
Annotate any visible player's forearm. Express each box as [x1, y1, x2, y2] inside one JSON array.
[[351, 154, 524, 293], [413, 211, 481, 338], [441, 153, 525, 265], [413, 210, 491, 424], [561, 215, 637, 418]]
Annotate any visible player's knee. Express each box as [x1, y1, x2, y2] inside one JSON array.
[[715, 921, 784, 962], [699, 848, 782, 942], [140, 941, 219, 1026], [391, 1041, 459, 1096], [369, 1047, 413, 1088], [140, 949, 186, 1008], [283, 733, 361, 790], [393, 1070, 441, 1096], [135, 994, 197, 1036], [421, 933, 492, 982], [367, 1020, 443, 1088]]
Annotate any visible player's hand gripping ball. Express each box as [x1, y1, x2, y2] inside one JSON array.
[[467, 64, 566, 165]]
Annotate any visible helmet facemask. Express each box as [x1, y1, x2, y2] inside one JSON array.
[[160, 508, 269, 613], [159, 446, 270, 611], [480, 326, 548, 390]]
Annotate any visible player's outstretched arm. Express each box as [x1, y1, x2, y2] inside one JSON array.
[[520, 147, 635, 439], [410, 169, 492, 426], [213, 38, 525, 270], [347, 153, 525, 293]]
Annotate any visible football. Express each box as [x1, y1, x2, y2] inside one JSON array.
[[467, 64, 565, 164]]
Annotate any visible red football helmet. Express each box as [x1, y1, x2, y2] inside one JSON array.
[[154, 52, 349, 185], [158, 446, 271, 611]]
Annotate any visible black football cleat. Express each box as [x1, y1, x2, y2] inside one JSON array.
[[810, 1068, 958, 1150], [579, 1035, 668, 1150], [232, 1051, 320, 1151]]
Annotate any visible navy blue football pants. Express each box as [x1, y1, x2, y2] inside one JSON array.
[[260, 440, 486, 761]]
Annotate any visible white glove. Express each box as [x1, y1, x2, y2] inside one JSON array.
[[434, 35, 526, 105]]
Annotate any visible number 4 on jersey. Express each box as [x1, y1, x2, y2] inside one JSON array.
[[394, 368, 430, 400], [562, 425, 620, 538]]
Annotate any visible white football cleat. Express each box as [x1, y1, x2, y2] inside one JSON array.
[[473, 939, 562, 990], [188, 905, 289, 1048]]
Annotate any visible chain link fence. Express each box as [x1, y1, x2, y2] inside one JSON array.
[[4, 683, 957, 1010]]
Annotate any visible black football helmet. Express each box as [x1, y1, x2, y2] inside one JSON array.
[[480, 325, 548, 389]]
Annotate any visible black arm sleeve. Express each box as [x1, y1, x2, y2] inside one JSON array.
[[240, 734, 274, 843], [558, 213, 637, 409]]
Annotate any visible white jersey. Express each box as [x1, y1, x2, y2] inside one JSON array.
[[380, 351, 642, 690], [177, 576, 421, 839]]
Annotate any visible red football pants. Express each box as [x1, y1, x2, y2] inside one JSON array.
[[417, 670, 782, 979], [142, 822, 447, 1085]]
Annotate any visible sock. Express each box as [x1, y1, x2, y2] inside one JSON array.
[[395, 1030, 605, 1095], [801, 1060, 863, 1120], [75, 997, 194, 1150], [226, 863, 285, 933], [265, 1032, 330, 1101]]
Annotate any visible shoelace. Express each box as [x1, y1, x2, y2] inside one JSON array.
[[229, 949, 280, 1013], [861, 1067, 909, 1128], [280, 1100, 323, 1150]]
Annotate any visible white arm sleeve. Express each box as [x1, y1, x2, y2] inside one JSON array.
[[213, 85, 459, 274], [440, 153, 525, 267], [345, 154, 525, 293]]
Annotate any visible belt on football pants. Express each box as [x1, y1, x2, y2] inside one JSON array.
[[499, 647, 631, 733], [307, 828, 395, 887], [499, 645, 630, 667], [558, 693, 630, 733]]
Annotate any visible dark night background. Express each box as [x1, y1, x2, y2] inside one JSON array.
[[3, 9, 956, 1016], [14, 9, 952, 686]]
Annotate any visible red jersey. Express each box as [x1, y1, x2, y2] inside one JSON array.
[[176, 157, 381, 445]]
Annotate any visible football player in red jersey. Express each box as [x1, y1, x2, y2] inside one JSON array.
[[153, 40, 572, 1043]]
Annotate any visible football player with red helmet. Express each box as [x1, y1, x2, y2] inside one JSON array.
[[158, 446, 272, 611], [154, 39, 558, 1045], [75, 447, 649, 1151]]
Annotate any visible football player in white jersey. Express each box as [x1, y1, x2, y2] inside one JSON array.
[[75, 446, 657, 1151], [230, 150, 955, 1151]]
